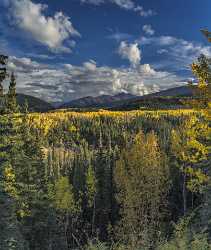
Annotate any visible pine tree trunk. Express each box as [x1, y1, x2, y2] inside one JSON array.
[[64, 213, 69, 249], [183, 172, 187, 215], [92, 196, 96, 235]]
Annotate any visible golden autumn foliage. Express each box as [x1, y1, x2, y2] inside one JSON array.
[[3, 165, 17, 198], [27, 109, 198, 135], [1, 103, 209, 249], [114, 131, 169, 248], [171, 115, 209, 193]]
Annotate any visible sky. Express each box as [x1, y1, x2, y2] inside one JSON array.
[[0, 0, 211, 103]]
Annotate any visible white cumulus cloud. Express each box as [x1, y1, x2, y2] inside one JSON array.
[[83, 60, 97, 71], [6, 0, 80, 53], [118, 41, 141, 67]]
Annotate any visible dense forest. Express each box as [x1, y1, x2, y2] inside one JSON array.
[[0, 53, 210, 250]]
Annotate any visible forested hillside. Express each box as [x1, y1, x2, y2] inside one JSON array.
[[0, 53, 210, 250], [17, 93, 53, 112]]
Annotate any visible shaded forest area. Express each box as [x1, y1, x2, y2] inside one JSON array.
[[0, 53, 210, 250]]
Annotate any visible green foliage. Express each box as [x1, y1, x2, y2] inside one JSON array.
[[6, 72, 18, 113], [86, 239, 109, 250], [0, 54, 25, 249], [158, 217, 211, 250], [86, 164, 97, 207], [0, 69, 209, 249], [54, 176, 79, 214], [171, 116, 209, 192], [191, 54, 211, 112], [114, 131, 169, 249], [0, 54, 8, 97]]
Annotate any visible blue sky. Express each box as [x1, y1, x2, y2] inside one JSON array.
[[0, 0, 211, 102]]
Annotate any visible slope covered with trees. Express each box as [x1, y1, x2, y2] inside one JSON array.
[[0, 51, 210, 250], [16, 93, 53, 112]]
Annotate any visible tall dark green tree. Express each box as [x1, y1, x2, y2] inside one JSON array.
[[0, 54, 25, 249], [0, 54, 8, 97], [7, 72, 18, 113], [0, 54, 8, 112], [16, 108, 55, 250]]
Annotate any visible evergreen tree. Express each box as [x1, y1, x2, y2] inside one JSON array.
[[95, 147, 114, 240], [0, 54, 8, 113], [16, 109, 54, 250], [7, 72, 18, 113], [0, 54, 25, 249], [0, 54, 8, 97], [86, 162, 97, 236]]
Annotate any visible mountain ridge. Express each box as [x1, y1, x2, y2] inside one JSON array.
[[60, 92, 137, 108], [59, 85, 193, 109]]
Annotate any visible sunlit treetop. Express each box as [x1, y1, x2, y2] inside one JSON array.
[[201, 29, 211, 43]]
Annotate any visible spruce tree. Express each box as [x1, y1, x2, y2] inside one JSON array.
[[0, 54, 8, 97], [0, 55, 8, 112], [7, 72, 18, 113], [0, 54, 25, 249], [16, 108, 54, 250]]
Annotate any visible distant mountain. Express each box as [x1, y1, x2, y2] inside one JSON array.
[[142, 85, 193, 98], [51, 101, 63, 108], [59, 85, 193, 109], [110, 85, 194, 110], [60, 92, 137, 108], [17, 93, 53, 112]]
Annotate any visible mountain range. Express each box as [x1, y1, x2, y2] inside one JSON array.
[[16, 85, 194, 112], [59, 92, 137, 109], [59, 85, 193, 109]]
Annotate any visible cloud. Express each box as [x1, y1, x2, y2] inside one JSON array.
[[83, 60, 97, 71], [138, 64, 156, 75], [142, 24, 155, 36], [157, 49, 168, 54], [80, 0, 104, 5], [107, 32, 133, 41], [80, 0, 155, 16], [139, 36, 177, 46], [6, 0, 80, 53], [111, 0, 135, 10], [138, 35, 211, 71], [134, 6, 156, 17], [81, 0, 134, 9], [8, 56, 42, 72], [5, 55, 185, 103], [118, 41, 141, 67]]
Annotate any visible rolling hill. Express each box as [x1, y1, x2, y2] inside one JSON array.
[[17, 93, 53, 112]]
